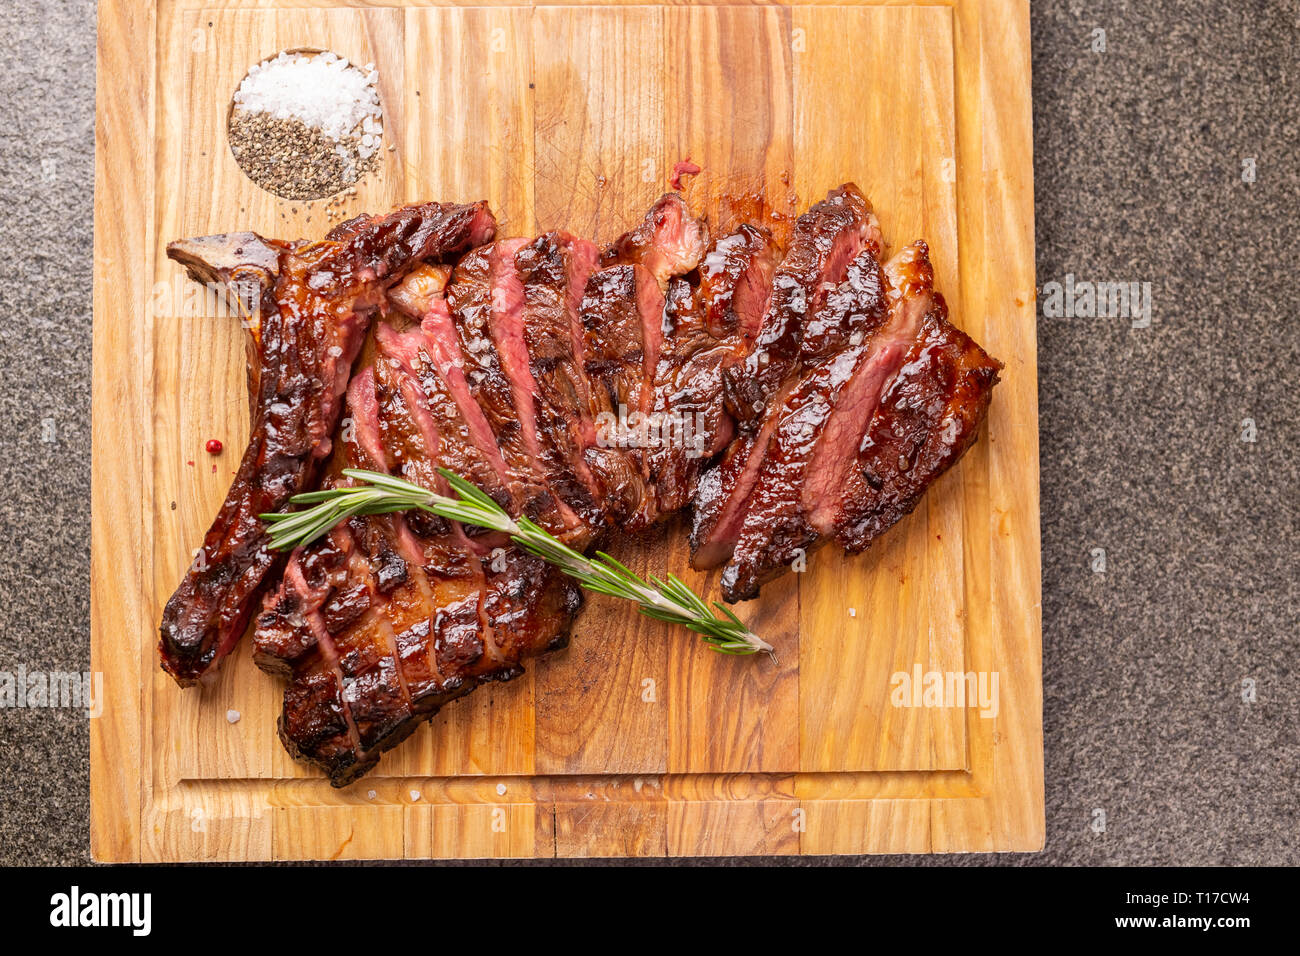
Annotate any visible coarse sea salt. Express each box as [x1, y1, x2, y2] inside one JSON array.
[[232, 50, 383, 145]]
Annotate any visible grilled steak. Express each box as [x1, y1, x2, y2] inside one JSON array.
[[717, 246, 893, 600], [161, 183, 999, 784], [252, 197, 711, 784], [723, 184, 881, 433], [255, 363, 580, 784], [655, 226, 777, 519], [158, 201, 496, 685], [696, 234, 1001, 602], [821, 308, 1000, 552], [600, 193, 709, 286]]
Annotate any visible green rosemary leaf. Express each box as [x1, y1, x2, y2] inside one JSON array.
[[435, 468, 500, 510]]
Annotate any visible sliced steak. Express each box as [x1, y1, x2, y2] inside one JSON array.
[[159, 200, 496, 685], [799, 245, 888, 361], [447, 240, 602, 541], [715, 240, 1000, 601], [579, 263, 665, 531], [644, 279, 727, 513], [374, 319, 513, 515], [717, 247, 909, 600], [724, 184, 879, 433], [718, 242, 936, 599], [390, 264, 518, 514], [647, 225, 778, 514], [718, 247, 892, 600], [507, 233, 607, 531], [689, 380, 794, 571], [802, 241, 939, 535], [581, 197, 711, 527], [164, 190, 1002, 786], [826, 305, 1002, 553], [697, 223, 779, 343], [257, 361, 581, 786]]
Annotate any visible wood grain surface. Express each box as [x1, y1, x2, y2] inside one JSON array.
[[91, 0, 1043, 860]]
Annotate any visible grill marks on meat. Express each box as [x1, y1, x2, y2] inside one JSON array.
[[725, 184, 881, 432], [253, 197, 708, 784], [698, 224, 778, 343], [692, 210, 867, 570], [653, 226, 777, 516], [719, 248, 892, 601], [802, 242, 937, 536], [827, 309, 1000, 553], [692, 187, 882, 577], [579, 264, 665, 530], [258, 362, 580, 785], [507, 234, 607, 533], [447, 240, 599, 540], [585, 191, 717, 528], [159, 200, 496, 685], [163, 183, 1001, 785], [697, 223, 1001, 602], [374, 319, 512, 515], [514, 233, 603, 498]]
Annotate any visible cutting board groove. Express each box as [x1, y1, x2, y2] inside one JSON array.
[[92, 0, 1042, 860]]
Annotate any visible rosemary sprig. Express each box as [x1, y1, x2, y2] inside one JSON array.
[[259, 468, 772, 656]]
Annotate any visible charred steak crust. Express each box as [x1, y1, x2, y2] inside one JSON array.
[[158, 201, 497, 686], [256, 364, 582, 785], [258, 197, 708, 784], [709, 236, 1001, 603], [162, 184, 1000, 785], [723, 184, 878, 433], [830, 304, 1001, 553]]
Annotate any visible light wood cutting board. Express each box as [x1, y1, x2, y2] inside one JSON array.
[[92, 0, 1042, 860]]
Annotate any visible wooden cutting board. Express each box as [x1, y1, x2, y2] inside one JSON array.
[[91, 0, 1042, 860]]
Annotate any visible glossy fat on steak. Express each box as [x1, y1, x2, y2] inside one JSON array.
[[723, 184, 880, 433]]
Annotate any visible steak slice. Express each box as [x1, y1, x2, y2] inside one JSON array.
[[581, 197, 711, 528], [159, 200, 496, 685], [698, 223, 779, 343], [600, 193, 709, 287], [824, 306, 1002, 553], [644, 279, 731, 514], [689, 384, 793, 571], [649, 225, 778, 514], [446, 240, 598, 542], [802, 241, 940, 535], [724, 184, 879, 433], [579, 263, 665, 531], [718, 246, 892, 601], [799, 244, 888, 361], [506, 233, 607, 531]]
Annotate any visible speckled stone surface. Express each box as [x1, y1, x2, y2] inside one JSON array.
[[0, 1, 1295, 866]]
